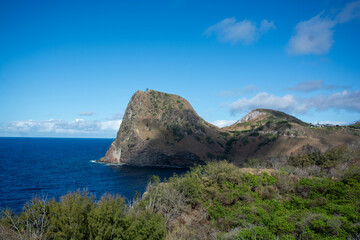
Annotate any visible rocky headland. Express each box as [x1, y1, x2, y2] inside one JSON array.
[[99, 90, 360, 167]]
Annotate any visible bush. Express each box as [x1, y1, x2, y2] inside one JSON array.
[[1, 190, 167, 240], [47, 190, 94, 239], [88, 194, 126, 240], [236, 226, 277, 240], [121, 212, 166, 240]]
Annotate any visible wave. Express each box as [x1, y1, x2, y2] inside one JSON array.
[[90, 159, 124, 166]]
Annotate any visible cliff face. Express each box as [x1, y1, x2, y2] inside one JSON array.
[[100, 90, 360, 167], [100, 90, 224, 167]]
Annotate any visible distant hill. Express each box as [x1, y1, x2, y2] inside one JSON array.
[[224, 109, 307, 132], [99, 90, 360, 167]]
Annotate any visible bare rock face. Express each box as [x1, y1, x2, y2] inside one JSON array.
[[238, 110, 266, 123], [100, 90, 360, 167], [99, 90, 223, 167]]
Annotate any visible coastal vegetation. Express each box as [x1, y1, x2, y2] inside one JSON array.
[[1, 145, 360, 239]]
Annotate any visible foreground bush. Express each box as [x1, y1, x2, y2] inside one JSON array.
[[0, 190, 166, 240]]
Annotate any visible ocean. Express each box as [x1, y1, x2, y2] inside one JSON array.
[[0, 137, 187, 212]]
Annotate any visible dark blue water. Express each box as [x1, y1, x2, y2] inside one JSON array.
[[0, 137, 187, 212]]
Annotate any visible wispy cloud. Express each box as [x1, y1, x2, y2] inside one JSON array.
[[304, 90, 360, 112], [219, 84, 259, 97], [229, 92, 301, 114], [312, 120, 350, 126], [287, 0, 360, 55], [212, 120, 237, 128], [78, 111, 95, 116], [286, 80, 347, 92], [335, 0, 360, 23], [229, 90, 360, 115], [205, 18, 275, 45], [0, 119, 122, 137], [111, 112, 124, 120]]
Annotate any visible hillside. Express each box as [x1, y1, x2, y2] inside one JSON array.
[[99, 90, 360, 167]]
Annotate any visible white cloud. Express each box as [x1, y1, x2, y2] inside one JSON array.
[[335, 0, 360, 23], [0, 118, 122, 138], [212, 120, 237, 128], [286, 80, 347, 92], [205, 17, 275, 44], [100, 120, 122, 131], [312, 121, 350, 126], [229, 92, 303, 114], [259, 19, 276, 33], [305, 90, 360, 112], [287, 14, 335, 55], [78, 111, 95, 116], [287, 1, 360, 55], [111, 112, 124, 120], [229, 90, 360, 115]]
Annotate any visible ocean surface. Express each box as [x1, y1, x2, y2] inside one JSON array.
[[0, 137, 187, 212]]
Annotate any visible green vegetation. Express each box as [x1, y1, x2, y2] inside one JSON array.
[[241, 136, 250, 145], [0, 191, 166, 240], [206, 136, 214, 144], [237, 122, 251, 127], [2, 146, 360, 239], [288, 145, 360, 169], [347, 124, 360, 136], [193, 135, 201, 142], [230, 131, 240, 136], [256, 125, 264, 131], [349, 129, 360, 136], [171, 125, 184, 142], [249, 131, 259, 137], [157, 161, 358, 239], [348, 124, 360, 130], [220, 132, 230, 138], [257, 134, 277, 150], [225, 137, 238, 153], [195, 124, 206, 134], [274, 121, 292, 132]]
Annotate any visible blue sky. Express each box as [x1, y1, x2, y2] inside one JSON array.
[[1, 0, 360, 138]]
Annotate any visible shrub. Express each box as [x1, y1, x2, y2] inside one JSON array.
[[47, 190, 94, 239], [236, 226, 277, 240], [88, 194, 126, 240], [206, 136, 214, 144], [121, 212, 166, 240], [171, 125, 184, 142]]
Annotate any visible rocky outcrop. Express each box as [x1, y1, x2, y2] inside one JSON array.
[[238, 110, 266, 123], [99, 90, 222, 167], [100, 90, 360, 167]]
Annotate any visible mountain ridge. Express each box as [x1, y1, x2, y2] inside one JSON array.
[[99, 90, 360, 167]]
